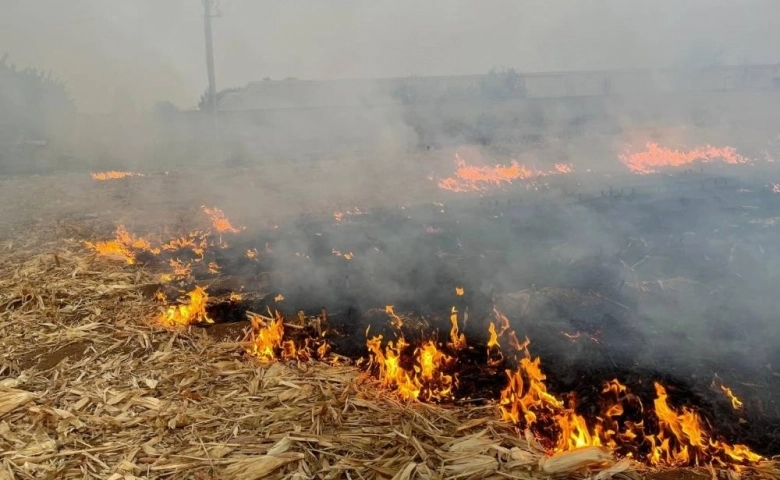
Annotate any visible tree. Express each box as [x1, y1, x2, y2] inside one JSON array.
[[0, 54, 75, 144]]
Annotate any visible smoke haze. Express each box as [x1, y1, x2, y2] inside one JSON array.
[[2, 0, 779, 113]]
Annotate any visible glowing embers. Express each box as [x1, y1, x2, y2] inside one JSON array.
[[158, 286, 212, 326], [619, 143, 749, 174], [90, 171, 144, 181], [437, 153, 572, 193]]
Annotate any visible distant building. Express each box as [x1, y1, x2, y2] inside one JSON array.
[[218, 64, 780, 112]]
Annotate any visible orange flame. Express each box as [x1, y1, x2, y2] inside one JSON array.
[[90, 171, 143, 181], [619, 143, 749, 174], [247, 311, 286, 362], [158, 286, 212, 326], [491, 310, 761, 467], [438, 153, 572, 192], [712, 379, 744, 410], [449, 307, 466, 350], [201, 206, 243, 234], [84, 225, 154, 264], [366, 334, 455, 402]]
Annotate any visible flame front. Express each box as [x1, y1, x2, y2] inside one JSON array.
[[90, 171, 143, 181], [438, 153, 572, 192], [85, 225, 154, 264], [619, 143, 749, 174], [490, 309, 762, 467]]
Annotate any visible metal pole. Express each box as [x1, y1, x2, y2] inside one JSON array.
[[203, 0, 217, 114]]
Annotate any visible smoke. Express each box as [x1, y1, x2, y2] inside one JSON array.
[[3, 0, 780, 443]]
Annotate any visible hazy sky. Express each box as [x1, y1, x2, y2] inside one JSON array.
[[2, 0, 778, 113]]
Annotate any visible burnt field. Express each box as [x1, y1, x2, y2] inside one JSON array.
[[123, 168, 780, 456], [3, 158, 780, 479]]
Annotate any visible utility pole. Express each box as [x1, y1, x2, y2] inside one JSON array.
[[202, 0, 218, 114]]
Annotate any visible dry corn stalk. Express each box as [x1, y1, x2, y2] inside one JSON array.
[[0, 387, 34, 418]]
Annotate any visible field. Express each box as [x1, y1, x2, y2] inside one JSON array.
[[2, 144, 780, 479]]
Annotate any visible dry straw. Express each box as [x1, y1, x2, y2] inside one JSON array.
[[1, 238, 777, 479]]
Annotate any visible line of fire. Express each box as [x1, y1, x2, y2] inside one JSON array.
[[74, 144, 780, 478]]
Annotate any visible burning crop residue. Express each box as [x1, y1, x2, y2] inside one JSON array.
[[90, 171, 144, 181], [619, 143, 749, 174], [84, 225, 156, 264], [158, 286, 212, 326], [360, 304, 764, 469], [81, 198, 776, 474], [437, 153, 572, 193]]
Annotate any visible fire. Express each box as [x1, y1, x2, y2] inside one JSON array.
[[449, 307, 466, 350], [713, 379, 744, 410], [366, 334, 456, 402], [437, 153, 571, 192], [490, 312, 762, 467], [168, 258, 192, 279], [90, 171, 143, 181], [771, 183, 780, 193], [201, 206, 243, 234], [619, 143, 749, 174], [247, 311, 287, 362], [386, 305, 404, 329], [84, 225, 154, 264], [455, 286, 464, 296], [158, 286, 212, 326]]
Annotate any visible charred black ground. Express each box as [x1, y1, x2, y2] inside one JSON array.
[[141, 169, 780, 456]]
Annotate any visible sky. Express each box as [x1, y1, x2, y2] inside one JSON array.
[[1, 0, 778, 113]]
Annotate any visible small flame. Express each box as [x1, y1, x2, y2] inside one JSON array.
[[84, 225, 153, 264], [713, 379, 744, 410], [90, 171, 143, 181], [274, 294, 285, 302], [619, 143, 749, 174], [168, 258, 192, 279], [386, 305, 404, 329], [449, 307, 466, 350], [158, 286, 212, 326], [246, 248, 258, 259], [201, 206, 243, 234], [455, 286, 465, 296]]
